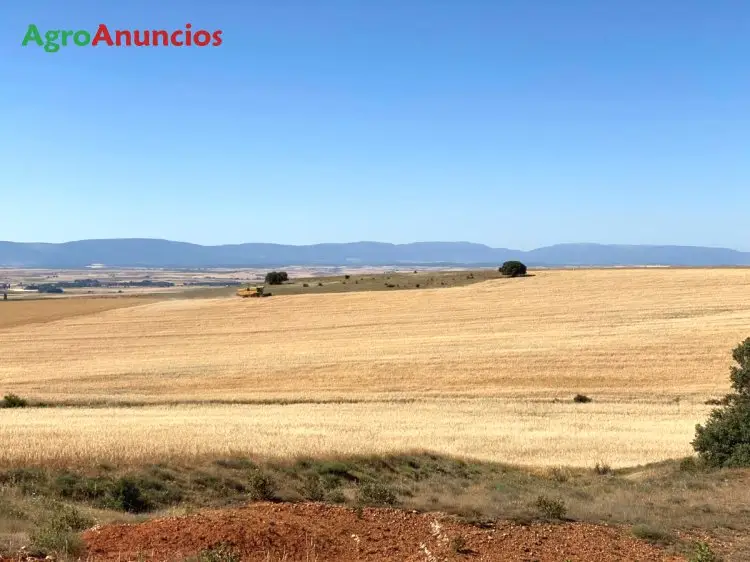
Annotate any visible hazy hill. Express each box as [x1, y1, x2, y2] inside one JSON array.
[[0, 239, 749, 268]]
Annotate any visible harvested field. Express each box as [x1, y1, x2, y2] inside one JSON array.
[[0, 268, 748, 467], [1, 269, 748, 404], [81, 502, 685, 561], [0, 297, 151, 330]]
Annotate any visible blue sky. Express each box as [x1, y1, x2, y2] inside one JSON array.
[[1, 1, 748, 249]]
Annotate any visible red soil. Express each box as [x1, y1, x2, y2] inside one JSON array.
[[77, 502, 685, 561]]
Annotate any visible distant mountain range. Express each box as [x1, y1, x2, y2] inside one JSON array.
[[1, 239, 749, 268]]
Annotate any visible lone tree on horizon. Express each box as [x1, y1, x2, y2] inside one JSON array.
[[693, 338, 750, 467], [264, 271, 289, 285], [499, 260, 527, 277]]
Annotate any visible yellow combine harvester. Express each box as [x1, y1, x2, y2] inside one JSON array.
[[236, 285, 272, 298]]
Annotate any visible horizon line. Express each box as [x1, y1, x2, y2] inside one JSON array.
[[0, 238, 746, 253]]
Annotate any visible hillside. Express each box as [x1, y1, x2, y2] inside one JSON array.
[[1, 239, 750, 267]]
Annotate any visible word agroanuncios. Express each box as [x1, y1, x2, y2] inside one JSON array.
[[21, 23, 223, 53]]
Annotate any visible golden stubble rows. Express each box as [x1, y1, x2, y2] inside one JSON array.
[[2, 269, 748, 403]]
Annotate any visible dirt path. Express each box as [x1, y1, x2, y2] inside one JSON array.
[[81, 503, 685, 561]]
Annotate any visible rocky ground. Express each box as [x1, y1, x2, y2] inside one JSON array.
[[73, 503, 686, 561]]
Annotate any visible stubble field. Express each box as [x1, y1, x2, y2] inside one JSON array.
[[2, 268, 749, 468]]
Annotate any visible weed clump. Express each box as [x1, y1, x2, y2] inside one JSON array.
[[30, 503, 92, 558], [631, 523, 675, 545], [573, 394, 592, 403], [356, 481, 398, 506], [534, 495, 567, 520], [1, 393, 28, 408], [689, 541, 721, 562], [327, 489, 347, 503], [248, 470, 276, 501], [301, 473, 326, 501], [195, 543, 241, 562]]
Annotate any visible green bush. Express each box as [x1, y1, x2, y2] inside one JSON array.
[[356, 482, 398, 506], [689, 541, 721, 562], [693, 338, 750, 467], [301, 473, 325, 501], [248, 470, 276, 501], [499, 260, 527, 277], [112, 477, 149, 513], [2, 393, 28, 408], [327, 489, 347, 503], [30, 503, 92, 558]]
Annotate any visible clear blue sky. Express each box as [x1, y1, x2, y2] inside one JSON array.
[[1, 1, 748, 249]]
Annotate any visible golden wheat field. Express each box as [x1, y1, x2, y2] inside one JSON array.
[[1, 268, 748, 467], [0, 401, 709, 468]]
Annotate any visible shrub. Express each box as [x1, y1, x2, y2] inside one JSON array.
[[248, 470, 276, 501], [264, 271, 288, 285], [594, 462, 612, 475], [112, 477, 149, 513], [499, 260, 527, 277], [2, 393, 28, 408], [327, 489, 346, 503], [693, 338, 750, 467], [30, 503, 92, 558], [573, 394, 592, 403], [356, 482, 398, 506], [344, 275, 350, 279], [302, 283, 309, 287], [679, 456, 700, 472], [301, 474, 325, 501], [534, 495, 566, 519]]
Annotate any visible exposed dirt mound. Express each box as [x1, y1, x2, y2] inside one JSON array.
[[81, 502, 685, 561]]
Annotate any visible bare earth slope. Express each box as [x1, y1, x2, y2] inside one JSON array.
[[81, 503, 685, 562]]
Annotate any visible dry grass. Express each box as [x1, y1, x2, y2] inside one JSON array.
[[0, 268, 748, 467], [0, 400, 711, 467]]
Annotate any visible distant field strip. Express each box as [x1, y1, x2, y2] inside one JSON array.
[[1, 269, 748, 403], [0, 401, 710, 468], [0, 297, 152, 330]]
